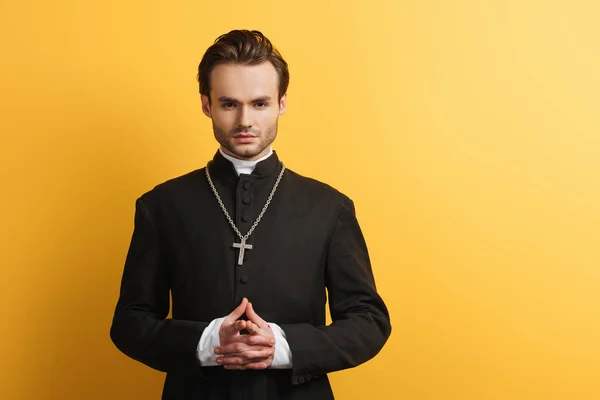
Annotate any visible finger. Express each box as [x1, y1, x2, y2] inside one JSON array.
[[246, 302, 268, 329], [215, 341, 260, 355], [216, 353, 269, 365], [223, 361, 270, 370], [239, 348, 274, 360], [217, 348, 273, 361], [246, 321, 264, 335], [221, 319, 247, 336], [223, 333, 275, 347], [215, 341, 247, 355], [247, 321, 274, 341], [216, 340, 272, 355], [216, 356, 244, 365], [223, 298, 248, 324]]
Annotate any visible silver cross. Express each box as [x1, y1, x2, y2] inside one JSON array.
[[232, 237, 253, 266]]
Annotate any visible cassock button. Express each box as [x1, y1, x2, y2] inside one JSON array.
[[243, 181, 252, 190], [242, 196, 251, 204], [241, 214, 249, 222], [240, 275, 249, 284]]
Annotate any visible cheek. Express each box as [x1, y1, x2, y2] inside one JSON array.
[[258, 110, 280, 125], [212, 111, 235, 129]]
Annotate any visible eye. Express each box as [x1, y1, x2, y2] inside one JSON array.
[[255, 102, 269, 108], [222, 102, 236, 109]]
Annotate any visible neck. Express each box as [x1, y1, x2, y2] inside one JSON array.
[[219, 147, 273, 175]]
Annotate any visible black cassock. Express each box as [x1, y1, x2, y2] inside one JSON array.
[[110, 150, 391, 399]]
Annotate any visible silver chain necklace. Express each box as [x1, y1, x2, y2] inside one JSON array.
[[205, 160, 286, 265]]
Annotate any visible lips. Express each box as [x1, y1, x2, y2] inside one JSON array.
[[233, 134, 257, 143]]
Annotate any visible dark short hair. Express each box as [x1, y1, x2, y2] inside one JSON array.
[[197, 30, 289, 103]]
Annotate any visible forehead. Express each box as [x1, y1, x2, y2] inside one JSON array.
[[210, 62, 279, 100]]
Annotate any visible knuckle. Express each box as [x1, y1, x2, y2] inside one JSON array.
[[249, 336, 260, 345], [252, 350, 263, 359], [221, 345, 231, 353]]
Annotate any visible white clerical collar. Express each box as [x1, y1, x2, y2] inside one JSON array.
[[219, 147, 274, 176]]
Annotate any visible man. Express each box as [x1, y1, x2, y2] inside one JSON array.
[[110, 29, 391, 399]]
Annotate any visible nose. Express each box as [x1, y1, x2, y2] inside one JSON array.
[[238, 104, 253, 129]]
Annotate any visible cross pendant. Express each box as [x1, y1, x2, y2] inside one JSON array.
[[232, 237, 253, 266]]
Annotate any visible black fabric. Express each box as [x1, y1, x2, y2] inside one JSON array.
[[110, 150, 391, 399]]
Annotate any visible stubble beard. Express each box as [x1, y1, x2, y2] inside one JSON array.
[[213, 120, 278, 161]]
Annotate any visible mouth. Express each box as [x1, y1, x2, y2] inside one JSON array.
[[232, 133, 257, 143]]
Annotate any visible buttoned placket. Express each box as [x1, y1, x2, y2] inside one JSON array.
[[234, 174, 254, 303]]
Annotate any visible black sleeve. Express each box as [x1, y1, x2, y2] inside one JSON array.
[[280, 196, 391, 383], [110, 197, 208, 375]]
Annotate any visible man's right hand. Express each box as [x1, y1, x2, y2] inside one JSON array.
[[216, 298, 275, 369]]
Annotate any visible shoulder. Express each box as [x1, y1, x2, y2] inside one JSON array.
[[284, 168, 354, 210], [138, 168, 206, 205]]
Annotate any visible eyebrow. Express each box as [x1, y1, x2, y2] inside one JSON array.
[[217, 96, 273, 103]]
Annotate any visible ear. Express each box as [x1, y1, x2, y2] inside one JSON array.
[[278, 93, 287, 117], [201, 94, 212, 118]]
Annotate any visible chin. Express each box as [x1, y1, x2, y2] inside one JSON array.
[[227, 147, 263, 160]]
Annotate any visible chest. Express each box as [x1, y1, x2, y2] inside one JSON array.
[[157, 175, 338, 321]]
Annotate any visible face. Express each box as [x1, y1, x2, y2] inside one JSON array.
[[201, 62, 287, 161]]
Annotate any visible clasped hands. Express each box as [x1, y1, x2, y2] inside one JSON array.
[[215, 297, 275, 370]]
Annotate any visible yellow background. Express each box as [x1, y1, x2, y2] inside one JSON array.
[[1, 1, 599, 399]]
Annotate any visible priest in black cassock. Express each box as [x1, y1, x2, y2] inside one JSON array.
[[110, 29, 391, 400]]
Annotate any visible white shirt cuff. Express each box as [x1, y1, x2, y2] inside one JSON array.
[[269, 322, 293, 369], [196, 317, 225, 366]]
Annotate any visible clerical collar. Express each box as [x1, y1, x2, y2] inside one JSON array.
[[219, 147, 274, 176]]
